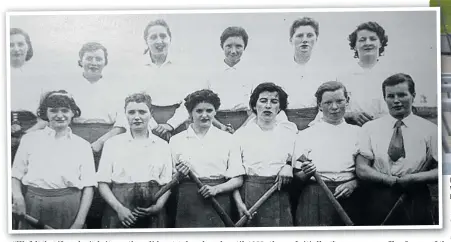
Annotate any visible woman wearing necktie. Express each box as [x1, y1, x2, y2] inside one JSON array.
[[355, 73, 438, 225]]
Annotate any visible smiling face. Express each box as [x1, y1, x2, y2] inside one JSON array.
[[290, 25, 317, 56], [191, 102, 216, 130], [80, 49, 106, 77], [10, 34, 29, 68], [146, 25, 171, 56], [255, 91, 280, 123], [223, 36, 245, 65], [47, 107, 74, 131], [384, 82, 415, 120], [126, 102, 151, 132], [355, 29, 381, 59], [320, 89, 348, 124]]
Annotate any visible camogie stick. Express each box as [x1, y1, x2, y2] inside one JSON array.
[[187, 171, 236, 227], [133, 171, 184, 216], [152, 171, 184, 203], [298, 153, 354, 226], [235, 182, 278, 227], [22, 214, 54, 229], [312, 172, 354, 226]]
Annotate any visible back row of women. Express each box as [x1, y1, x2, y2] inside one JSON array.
[[10, 16, 437, 229], [12, 17, 403, 138]]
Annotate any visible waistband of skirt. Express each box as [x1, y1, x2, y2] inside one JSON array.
[[243, 175, 277, 184], [26, 186, 80, 197], [111, 181, 160, 188], [304, 179, 349, 186], [180, 177, 227, 184], [363, 182, 430, 193]]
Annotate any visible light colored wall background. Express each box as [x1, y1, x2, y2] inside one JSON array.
[[10, 10, 438, 104]]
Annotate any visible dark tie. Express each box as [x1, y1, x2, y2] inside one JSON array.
[[387, 120, 405, 161]]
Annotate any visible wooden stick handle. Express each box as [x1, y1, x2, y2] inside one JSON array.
[[381, 194, 407, 225], [235, 183, 278, 227], [381, 156, 435, 225], [152, 172, 183, 204], [313, 173, 354, 226], [187, 171, 236, 227], [22, 214, 54, 229]]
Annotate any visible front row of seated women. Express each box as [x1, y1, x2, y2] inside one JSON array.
[[11, 73, 437, 229]]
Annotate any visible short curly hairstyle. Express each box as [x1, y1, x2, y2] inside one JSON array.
[[249, 82, 288, 114], [124, 93, 153, 112], [348, 21, 388, 58], [78, 42, 108, 67], [220, 26, 249, 49], [289, 17, 319, 40], [315, 81, 349, 107], [143, 19, 172, 55], [37, 90, 81, 121], [184, 89, 221, 113], [10, 28, 33, 62]]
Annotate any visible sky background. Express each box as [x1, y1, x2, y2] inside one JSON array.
[[9, 10, 438, 104]]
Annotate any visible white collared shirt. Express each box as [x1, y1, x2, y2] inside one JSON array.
[[96, 131, 172, 185], [12, 126, 97, 189], [207, 59, 258, 111], [294, 120, 360, 182], [115, 57, 206, 129], [233, 120, 297, 176], [170, 125, 245, 179], [357, 113, 438, 176], [338, 62, 392, 119], [61, 75, 122, 124], [270, 56, 337, 109], [10, 62, 49, 113]]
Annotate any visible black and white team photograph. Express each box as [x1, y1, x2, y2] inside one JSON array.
[[7, 8, 440, 231]]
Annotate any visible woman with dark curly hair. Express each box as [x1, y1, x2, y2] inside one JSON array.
[[232, 82, 296, 227], [11, 90, 97, 229], [340, 21, 391, 127], [171, 89, 245, 227], [348, 21, 388, 69]]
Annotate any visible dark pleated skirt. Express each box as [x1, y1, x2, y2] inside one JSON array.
[[360, 182, 434, 225], [175, 178, 231, 228], [101, 181, 166, 229], [241, 176, 292, 227], [21, 186, 81, 229], [295, 180, 361, 226]]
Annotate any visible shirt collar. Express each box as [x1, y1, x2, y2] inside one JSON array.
[[144, 51, 173, 68], [319, 118, 347, 128], [43, 126, 73, 139], [124, 129, 158, 143], [223, 59, 242, 71], [81, 73, 104, 84], [248, 118, 283, 133], [186, 124, 218, 140], [388, 112, 415, 128], [292, 51, 317, 69]]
